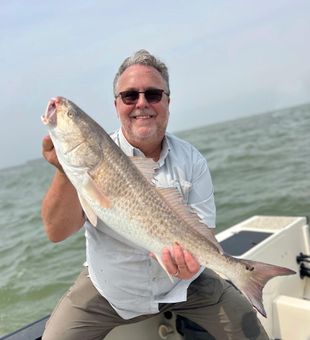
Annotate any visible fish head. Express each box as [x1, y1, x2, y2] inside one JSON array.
[[41, 96, 103, 170]]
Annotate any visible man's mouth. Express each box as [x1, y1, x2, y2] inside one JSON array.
[[130, 111, 155, 120], [133, 115, 154, 119]]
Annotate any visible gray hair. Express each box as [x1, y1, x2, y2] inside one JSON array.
[[113, 49, 170, 97]]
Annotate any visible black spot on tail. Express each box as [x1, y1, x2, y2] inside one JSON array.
[[245, 264, 254, 271]]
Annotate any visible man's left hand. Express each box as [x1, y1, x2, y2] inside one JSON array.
[[162, 244, 200, 280]]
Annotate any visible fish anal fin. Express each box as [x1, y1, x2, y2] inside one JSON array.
[[78, 193, 98, 227], [130, 156, 158, 184], [153, 252, 174, 282], [157, 187, 224, 254], [83, 173, 112, 209]]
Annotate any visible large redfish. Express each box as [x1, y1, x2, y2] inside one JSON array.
[[41, 96, 295, 317]]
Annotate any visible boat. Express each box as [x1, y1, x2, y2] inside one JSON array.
[[1, 215, 309, 340], [217, 215, 310, 340]]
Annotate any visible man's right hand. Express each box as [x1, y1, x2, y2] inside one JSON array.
[[42, 135, 64, 173]]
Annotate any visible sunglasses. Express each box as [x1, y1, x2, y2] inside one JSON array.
[[116, 89, 169, 105]]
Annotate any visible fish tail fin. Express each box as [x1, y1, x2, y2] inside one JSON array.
[[233, 259, 295, 317]]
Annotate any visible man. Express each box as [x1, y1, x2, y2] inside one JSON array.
[[41, 50, 268, 339]]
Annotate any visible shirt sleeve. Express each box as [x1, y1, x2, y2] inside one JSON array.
[[188, 151, 216, 228]]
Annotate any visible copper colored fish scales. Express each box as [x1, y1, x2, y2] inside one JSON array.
[[42, 96, 295, 317]]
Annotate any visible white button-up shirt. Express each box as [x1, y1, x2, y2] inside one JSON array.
[[85, 129, 216, 319]]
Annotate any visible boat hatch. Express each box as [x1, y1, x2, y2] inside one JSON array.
[[220, 230, 272, 256]]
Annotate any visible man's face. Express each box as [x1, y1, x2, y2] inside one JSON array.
[[114, 64, 170, 149]]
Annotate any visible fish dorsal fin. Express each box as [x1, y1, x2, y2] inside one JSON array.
[[78, 193, 98, 227], [82, 173, 112, 209], [157, 187, 223, 254], [130, 156, 158, 184]]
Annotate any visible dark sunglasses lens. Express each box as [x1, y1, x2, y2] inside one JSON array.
[[119, 89, 164, 104], [121, 91, 139, 104], [145, 90, 163, 103]]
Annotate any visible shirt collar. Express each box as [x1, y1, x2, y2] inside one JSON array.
[[158, 134, 170, 167], [117, 129, 170, 167], [118, 128, 144, 157]]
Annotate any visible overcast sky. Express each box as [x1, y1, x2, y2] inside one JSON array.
[[1, 0, 309, 169]]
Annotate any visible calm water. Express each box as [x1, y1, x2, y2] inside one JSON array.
[[0, 103, 309, 335]]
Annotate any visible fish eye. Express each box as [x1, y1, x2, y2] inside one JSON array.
[[67, 110, 74, 118]]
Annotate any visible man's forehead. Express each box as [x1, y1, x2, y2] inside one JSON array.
[[117, 64, 166, 88]]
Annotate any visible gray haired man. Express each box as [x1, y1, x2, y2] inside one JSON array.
[[41, 50, 268, 339]]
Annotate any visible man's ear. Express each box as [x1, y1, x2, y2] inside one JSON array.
[[114, 100, 120, 118]]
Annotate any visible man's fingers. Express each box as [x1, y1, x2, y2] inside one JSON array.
[[184, 250, 200, 273], [41, 135, 64, 172], [173, 244, 186, 267], [161, 245, 200, 279], [173, 244, 200, 275], [42, 135, 54, 152], [162, 248, 178, 275]]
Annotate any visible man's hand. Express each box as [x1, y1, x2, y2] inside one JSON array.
[[162, 243, 200, 280], [42, 135, 64, 172]]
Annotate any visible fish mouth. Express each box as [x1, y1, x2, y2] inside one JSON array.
[[41, 97, 63, 126]]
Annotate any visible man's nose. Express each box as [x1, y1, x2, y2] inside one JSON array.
[[135, 93, 149, 109]]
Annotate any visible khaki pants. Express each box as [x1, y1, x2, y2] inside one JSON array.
[[43, 268, 269, 340]]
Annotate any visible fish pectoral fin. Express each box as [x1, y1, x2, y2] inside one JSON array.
[[130, 156, 158, 184], [153, 252, 174, 282], [82, 174, 112, 209], [78, 193, 98, 227]]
